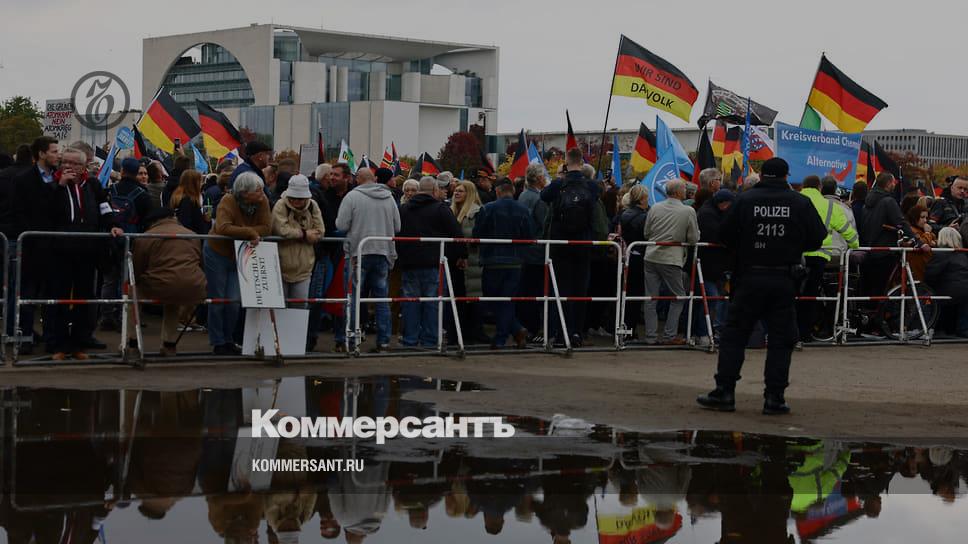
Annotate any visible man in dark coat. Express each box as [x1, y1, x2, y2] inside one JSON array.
[[397, 177, 465, 347], [694, 189, 734, 339]]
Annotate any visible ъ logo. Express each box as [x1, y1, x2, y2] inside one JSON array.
[[71, 71, 130, 130]]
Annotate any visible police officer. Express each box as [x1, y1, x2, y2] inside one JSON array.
[[697, 158, 827, 415]]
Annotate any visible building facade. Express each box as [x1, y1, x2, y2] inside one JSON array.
[[135, 24, 498, 160], [863, 129, 968, 167]]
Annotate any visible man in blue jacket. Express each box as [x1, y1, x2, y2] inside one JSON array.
[[473, 178, 535, 348]]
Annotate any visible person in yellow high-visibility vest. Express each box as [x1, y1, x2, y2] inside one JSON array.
[[797, 175, 859, 346]]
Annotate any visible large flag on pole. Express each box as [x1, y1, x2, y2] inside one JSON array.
[[630, 122, 657, 174], [800, 104, 822, 130], [806, 55, 888, 133], [137, 88, 200, 153], [698, 80, 778, 128], [655, 116, 694, 180], [317, 131, 326, 165], [527, 141, 549, 179], [873, 140, 900, 180], [508, 129, 529, 179], [610, 133, 623, 188], [418, 152, 442, 176], [565, 110, 579, 151], [196, 99, 242, 160], [610, 35, 699, 122]]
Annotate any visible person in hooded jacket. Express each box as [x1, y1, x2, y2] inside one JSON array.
[[272, 174, 325, 308], [334, 168, 401, 352]]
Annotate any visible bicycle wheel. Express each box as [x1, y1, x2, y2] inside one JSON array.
[[879, 282, 939, 340]]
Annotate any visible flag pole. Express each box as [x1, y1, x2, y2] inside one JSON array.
[[596, 36, 623, 174]]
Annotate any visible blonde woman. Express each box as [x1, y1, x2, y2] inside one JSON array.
[[446, 180, 488, 343]]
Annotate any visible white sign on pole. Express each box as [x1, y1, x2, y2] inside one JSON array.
[[299, 143, 318, 176], [44, 99, 74, 141], [234, 241, 286, 309]]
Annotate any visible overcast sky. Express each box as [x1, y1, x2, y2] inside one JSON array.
[[2, 0, 966, 135]]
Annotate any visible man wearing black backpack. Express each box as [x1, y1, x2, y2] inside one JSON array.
[[540, 148, 608, 347]]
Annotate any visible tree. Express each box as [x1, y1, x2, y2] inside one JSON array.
[[275, 149, 299, 164], [0, 115, 42, 154], [438, 131, 483, 175], [0, 96, 43, 123], [889, 151, 929, 182]]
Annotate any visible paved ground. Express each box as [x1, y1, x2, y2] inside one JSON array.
[[3, 316, 967, 444]]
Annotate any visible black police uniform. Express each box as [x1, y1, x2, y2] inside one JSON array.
[[699, 174, 826, 414]]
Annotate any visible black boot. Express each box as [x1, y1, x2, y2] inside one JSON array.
[[762, 392, 791, 415], [696, 387, 735, 412]]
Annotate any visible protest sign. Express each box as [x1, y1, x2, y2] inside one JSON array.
[[299, 143, 317, 175], [774, 122, 863, 189], [234, 241, 285, 309], [43, 99, 73, 141]]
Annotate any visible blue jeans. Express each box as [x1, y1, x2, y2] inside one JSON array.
[[694, 281, 728, 338], [482, 267, 524, 347], [204, 243, 240, 347], [401, 268, 439, 347], [335, 255, 391, 346]]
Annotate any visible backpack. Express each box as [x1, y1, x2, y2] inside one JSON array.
[[554, 180, 594, 238], [109, 185, 146, 233]]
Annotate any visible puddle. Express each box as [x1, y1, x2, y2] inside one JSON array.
[[0, 376, 966, 543]]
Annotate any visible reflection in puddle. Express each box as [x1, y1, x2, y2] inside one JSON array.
[[0, 377, 966, 543]]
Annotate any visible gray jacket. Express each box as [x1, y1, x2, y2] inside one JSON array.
[[336, 183, 401, 263], [643, 197, 699, 266]]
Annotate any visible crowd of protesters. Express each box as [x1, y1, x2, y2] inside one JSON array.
[[1, 135, 967, 359]]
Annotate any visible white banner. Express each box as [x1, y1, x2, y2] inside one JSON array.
[[234, 241, 285, 309], [44, 98, 73, 141]]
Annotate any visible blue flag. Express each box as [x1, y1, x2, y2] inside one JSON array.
[[611, 133, 623, 188], [189, 142, 209, 174], [459, 169, 464, 180], [655, 116, 694, 179], [97, 127, 135, 187], [527, 141, 549, 178], [642, 148, 680, 207]]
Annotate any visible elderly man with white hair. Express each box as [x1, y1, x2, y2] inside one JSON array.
[[206, 171, 272, 355], [642, 179, 699, 345]]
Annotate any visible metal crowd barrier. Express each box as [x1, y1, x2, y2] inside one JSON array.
[[353, 236, 623, 356], [5, 231, 968, 368], [9, 231, 349, 367]]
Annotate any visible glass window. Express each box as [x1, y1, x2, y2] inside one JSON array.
[[311, 103, 350, 159], [386, 74, 401, 101], [239, 105, 275, 147]]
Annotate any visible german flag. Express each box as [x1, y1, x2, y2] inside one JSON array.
[[611, 35, 699, 122], [132, 125, 149, 160], [694, 128, 716, 177], [418, 153, 442, 176], [711, 121, 726, 158], [137, 88, 200, 153], [508, 130, 529, 179], [873, 140, 900, 180], [196, 99, 241, 159], [722, 126, 743, 174], [630, 123, 657, 174], [856, 140, 872, 182], [566, 110, 578, 151], [807, 55, 887, 133]]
